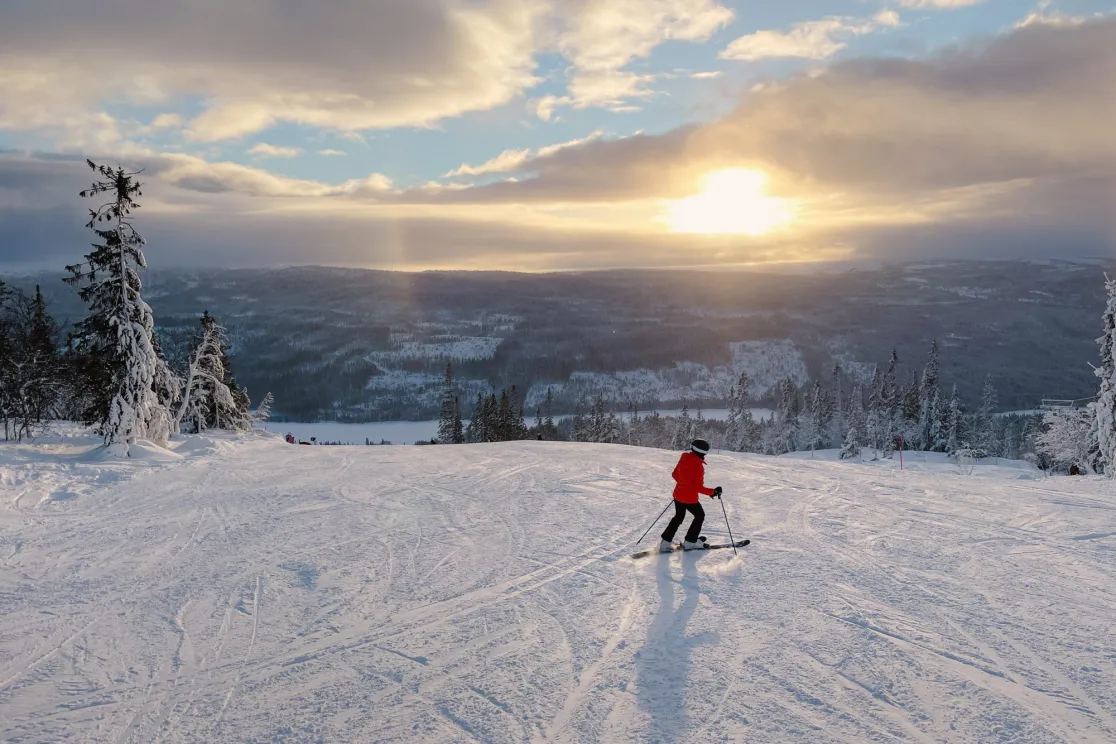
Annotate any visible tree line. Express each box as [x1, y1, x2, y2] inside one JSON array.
[[0, 161, 264, 452]]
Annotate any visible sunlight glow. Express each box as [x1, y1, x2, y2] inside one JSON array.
[[660, 168, 795, 236]]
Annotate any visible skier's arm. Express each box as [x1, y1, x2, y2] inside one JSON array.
[[694, 464, 715, 496]]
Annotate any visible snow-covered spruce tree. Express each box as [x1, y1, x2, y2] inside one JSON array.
[[542, 387, 557, 439], [436, 362, 457, 444], [253, 391, 274, 423], [1092, 274, 1116, 474], [0, 284, 64, 440], [64, 161, 169, 451], [829, 363, 845, 443], [917, 340, 943, 452], [1038, 406, 1098, 474], [465, 392, 484, 443], [945, 384, 965, 455], [839, 427, 861, 460], [671, 405, 693, 449], [174, 311, 249, 434], [452, 396, 464, 443], [974, 375, 999, 456]]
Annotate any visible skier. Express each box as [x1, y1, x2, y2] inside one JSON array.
[[661, 438, 723, 552], [285, 432, 295, 444]]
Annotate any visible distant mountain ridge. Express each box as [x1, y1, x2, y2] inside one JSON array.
[[12, 260, 1106, 421]]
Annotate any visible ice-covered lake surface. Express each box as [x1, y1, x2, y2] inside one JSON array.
[[266, 408, 776, 445], [4, 429, 1114, 742]]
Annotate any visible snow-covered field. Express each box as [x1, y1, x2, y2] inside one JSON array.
[[3, 432, 1116, 742]]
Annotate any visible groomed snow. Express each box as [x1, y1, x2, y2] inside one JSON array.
[[2, 434, 1116, 742]]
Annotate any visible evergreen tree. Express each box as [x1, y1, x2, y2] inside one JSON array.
[[175, 311, 248, 434], [839, 427, 861, 460], [436, 362, 457, 444], [945, 384, 964, 455], [452, 396, 464, 444], [975, 375, 999, 455], [543, 387, 557, 439], [571, 395, 588, 442], [253, 391, 274, 423], [918, 340, 943, 451], [64, 161, 168, 450], [465, 392, 484, 443], [671, 405, 693, 450], [1093, 274, 1116, 474]]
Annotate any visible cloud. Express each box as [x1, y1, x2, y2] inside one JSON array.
[[445, 149, 532, 177], [720, 14, 896, 62], [248, 143, 303, 159], [317, 149, 347, 157], [0, 0, 543, 142], [538, 0, 734, 116], [691, 70, 723, 79], [898, 0, 986, 8], [5, 18, 1116, 270], [444, 131, 604, 178], [1015, 3, 1088, 29]]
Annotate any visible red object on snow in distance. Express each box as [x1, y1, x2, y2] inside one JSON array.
[[671, 451, 715, 504]]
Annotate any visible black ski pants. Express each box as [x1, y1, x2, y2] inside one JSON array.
[[661, 500, 704, 543]]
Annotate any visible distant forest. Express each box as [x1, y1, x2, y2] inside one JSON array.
[[7, 260, 1106, 422]]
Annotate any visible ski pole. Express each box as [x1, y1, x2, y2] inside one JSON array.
[[636, 500, 674, 545], [715, 491, 738, 555]]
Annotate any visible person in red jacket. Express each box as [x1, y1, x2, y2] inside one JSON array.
[[661, 438, 723, 551]]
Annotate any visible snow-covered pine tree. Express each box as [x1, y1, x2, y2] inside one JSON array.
[[465, 392, 484, 443], [174, 311, 247, 434], [671, 405, 693, 450], [253, 392, 274, 423], [830, 363, 844, 433], [64, 161, 169, 451], [437, 362, 457, 444], [588, 393, 608, 443], [839, 427, 861, 460], [945, 384, 964, 455], [975, 375, 998, 455], [571, 394, 588, 442], [1039, 406, 1098, 474], [543, 387, 556, 439], [1092, 274, 1116, 474], [866, 367, 884, 453], [452, 396, 464, 443], [919, 341, 946, 451]]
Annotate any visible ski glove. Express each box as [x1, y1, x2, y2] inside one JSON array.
[[712, 486, 723, 499]]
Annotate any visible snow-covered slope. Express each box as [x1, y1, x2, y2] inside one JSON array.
[[2, 435, 1116, 742]]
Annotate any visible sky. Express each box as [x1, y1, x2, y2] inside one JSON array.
[[1, 0, 1115, 271]]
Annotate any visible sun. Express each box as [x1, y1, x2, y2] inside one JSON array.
[[660, 168, 795, 236]]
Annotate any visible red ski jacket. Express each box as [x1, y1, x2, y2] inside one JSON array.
[[672, 451, 715, 504]]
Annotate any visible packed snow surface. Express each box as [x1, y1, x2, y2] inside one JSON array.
[[3, 433, 1116, 742]]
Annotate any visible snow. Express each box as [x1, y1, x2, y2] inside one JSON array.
[[3, 433, 1116, 742]]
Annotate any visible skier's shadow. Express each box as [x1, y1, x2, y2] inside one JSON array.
[[634, 554, 716, 742]]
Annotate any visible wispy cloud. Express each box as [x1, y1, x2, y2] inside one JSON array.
[[444, 131, 605, 178], [317, 149, 347, 156], [534, 0, 734, 119], [720, 13, 898, 62], [248, 143, 303, 158], [897, 0, 985, 8], [691, 70, 723, 79]]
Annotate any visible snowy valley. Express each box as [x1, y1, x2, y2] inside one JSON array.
[[2, 431, 1115, 743]]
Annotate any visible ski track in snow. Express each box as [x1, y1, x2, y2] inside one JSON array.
[[2, 436, 1116, 742]]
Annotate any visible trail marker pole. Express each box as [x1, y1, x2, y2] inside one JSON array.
[[898, 436, 904, 471]]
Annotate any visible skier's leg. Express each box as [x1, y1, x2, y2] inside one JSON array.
[[683, 503, 706, 543], [660, 501, 686, 542]]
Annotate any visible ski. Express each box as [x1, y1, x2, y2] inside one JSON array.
[[630, 539, 749, 560]]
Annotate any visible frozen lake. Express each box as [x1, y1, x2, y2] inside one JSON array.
[[264, 408, 775, 445]]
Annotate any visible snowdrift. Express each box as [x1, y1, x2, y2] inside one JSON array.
[[2, 435, 1115, 742]]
